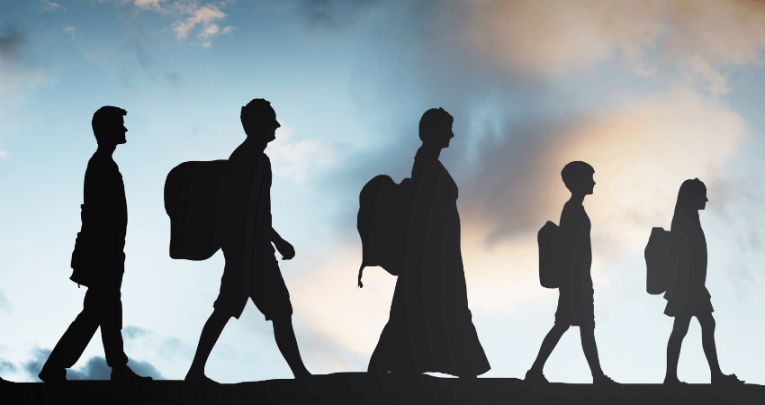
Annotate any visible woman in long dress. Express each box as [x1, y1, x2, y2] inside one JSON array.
[[368, 108, 490, 378], [663, 178, 742, 386]]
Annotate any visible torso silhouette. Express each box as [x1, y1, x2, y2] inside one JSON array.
[[556, 200, 594, 326], [219, 140, 275, 298], [664, 209, 712, 316], [374, 146, 490, 376], [79, 150, 128, 285]]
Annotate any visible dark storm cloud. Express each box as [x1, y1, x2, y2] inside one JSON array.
[[0, 359, 17, 374], [0, 27, 27, 63], [22, 348, 50, 381], [0, 289, 10, 311], [21, 347, 164, 380], [123, 325, 150, 340], [290, 0, 382, 32]]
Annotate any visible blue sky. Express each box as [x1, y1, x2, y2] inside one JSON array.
[[1, 0, 765, 384]]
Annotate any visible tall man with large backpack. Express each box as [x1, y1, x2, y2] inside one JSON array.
[[38, 106, 152, 382], [525, 161, 617, 385], [184, 99, 311, 383]]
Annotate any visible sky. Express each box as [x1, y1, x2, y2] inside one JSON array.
[[1, 0, 765, 384]]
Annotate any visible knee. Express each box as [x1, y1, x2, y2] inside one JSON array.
[[670, 323, 690, 339], [211, 309, 232, 323], [699, 315, 716, 332], [552, 324, 570, 335]]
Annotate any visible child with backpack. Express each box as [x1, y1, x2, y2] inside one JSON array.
[[525, 161, 617, 385], [662, 179, 743, 386]]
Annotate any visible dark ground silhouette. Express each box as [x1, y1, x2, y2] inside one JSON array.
[[662, 179, 743, 386], [37, 106, 151, 383], [364, 108, 490, 378], [2, 373, 763, 405], [526, 162, 615, 385], [173, 99, 310, 384]]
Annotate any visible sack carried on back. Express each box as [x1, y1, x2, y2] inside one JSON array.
[[356, 175, 415, 288], [164, 160, 229, 261]]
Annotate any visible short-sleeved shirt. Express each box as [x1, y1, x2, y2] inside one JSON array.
[[215, 144, 290, 320]]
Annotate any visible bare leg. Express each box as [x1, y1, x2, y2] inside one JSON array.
[[185, 309, 230, 381], [665, 315, 691, 383], [697, 313, 723, 378], [580, 326, 604, 379], [272, 317, 310, 379], [529, 324, 569, 373]]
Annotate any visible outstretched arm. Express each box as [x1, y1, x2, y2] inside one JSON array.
[[271, 228, 295, 260]]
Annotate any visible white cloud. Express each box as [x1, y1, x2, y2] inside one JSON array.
[[63, 27, 80, 39], [42, 0, 65, 11], [0, 150, 7, 158], [268, 127, 336, 183]]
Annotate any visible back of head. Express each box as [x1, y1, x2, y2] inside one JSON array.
[[92, 106, 127, 144], [561, 161, 594, 191], [674, 178, 706, 213], [419, 107, 453, 144], [240, 98, 272, 132]]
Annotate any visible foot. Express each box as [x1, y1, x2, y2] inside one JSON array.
[[593, 374, 619, 385], [184, 371, 217, 385], [663, 376, 689, 386], [524, 369, 548, 385], [111, 366, 153, 382], [712, 373, 744, 386], [39, 365, 67, 383]]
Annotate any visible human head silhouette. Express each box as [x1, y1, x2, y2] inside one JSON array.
[[241, 98, 280, 144], [92, 106, 127, 145], [419, 107, 454, 148], [561, 161, 595, 195], [675, 178, 708, 211]]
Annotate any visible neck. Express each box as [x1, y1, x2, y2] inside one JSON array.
[[96, 144, 116, 157], [569, 193, 586, 204], [243, 137, 267, 152], [419, 143, 442, 158]]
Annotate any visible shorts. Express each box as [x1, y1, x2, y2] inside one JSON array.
[[214, 252, 293, 320]]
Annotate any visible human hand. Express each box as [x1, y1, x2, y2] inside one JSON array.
[[274, 239, 295, 260]]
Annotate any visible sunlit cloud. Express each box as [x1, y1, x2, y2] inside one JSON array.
[[127, 0, 234, 47], [463, 0, 765, 92]]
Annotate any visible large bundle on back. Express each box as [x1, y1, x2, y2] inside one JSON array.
[[164, 160, 229, 261], [357, 175, 415, 287]]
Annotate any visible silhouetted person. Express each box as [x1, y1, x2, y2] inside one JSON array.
[[184, 99, 310, 383], [525, 162, 616, 385], [663, 179, 743, 386], [367, 108, 490, 378], [38, 106, 152, 382]]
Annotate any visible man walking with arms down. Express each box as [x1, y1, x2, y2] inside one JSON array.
[[39, 106, 152, 382], [185, 99, 310, 383], [525, 161, 616, 385]]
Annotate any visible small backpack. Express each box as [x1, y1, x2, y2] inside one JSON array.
[[537, 221, 562, 289], [645, 227, 675, 295], [356, 175, 415, 288]]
